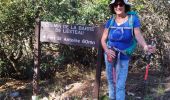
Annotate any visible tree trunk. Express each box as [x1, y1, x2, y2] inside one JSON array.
[[7, 46, 23, 75]]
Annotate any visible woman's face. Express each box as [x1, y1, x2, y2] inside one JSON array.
[[113, 1, 125, 15]]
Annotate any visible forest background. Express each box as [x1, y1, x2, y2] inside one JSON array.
[[0, 0, 170, 99]]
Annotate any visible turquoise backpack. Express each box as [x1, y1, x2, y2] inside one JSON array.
[[108, 11, 138, 56]]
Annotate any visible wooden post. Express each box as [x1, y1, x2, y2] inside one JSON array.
[[93, 44, 103, 99], [93, 25, 104, 99], [32, 10, 41, 100]]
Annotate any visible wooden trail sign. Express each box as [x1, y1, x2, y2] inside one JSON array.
[[40, 22, 101, 48], [33, 20, 104, 99]]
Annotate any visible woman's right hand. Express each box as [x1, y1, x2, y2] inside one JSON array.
[[105, 48, 116, 58]]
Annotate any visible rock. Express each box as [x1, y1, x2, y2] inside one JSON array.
[[136, 96, 142, 99], [10, 92, 20, 97], [0, 79, 5, 85], [41, 97, 48, 100], [83, 98, 91, 100], [168, 1, 170, 4], [127, 91, 135, 96], [0, 93, 5, 99]]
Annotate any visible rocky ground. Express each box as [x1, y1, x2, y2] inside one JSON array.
[[1, 71, 170, 100]]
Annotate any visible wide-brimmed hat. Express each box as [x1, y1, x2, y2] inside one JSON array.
[[110, 0, 132, 6]]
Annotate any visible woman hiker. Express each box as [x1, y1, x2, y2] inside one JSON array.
[[101, 0, 156, 100]]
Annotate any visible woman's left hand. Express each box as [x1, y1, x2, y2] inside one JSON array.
[[144, 45, 156, 54]]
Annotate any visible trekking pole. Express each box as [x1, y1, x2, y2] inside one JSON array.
[[143, 40, 155, 95], [144, 52, 152, 83]]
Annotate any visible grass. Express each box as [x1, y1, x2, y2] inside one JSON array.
[[157, 85, 165, 96], [143, 95, 154, 100], [100, 95, 109, 100]]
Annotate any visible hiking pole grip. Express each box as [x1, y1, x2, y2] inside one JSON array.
[[144, 40, 155, 80]]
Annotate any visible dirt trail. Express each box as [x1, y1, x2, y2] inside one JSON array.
[[1, 71, 170, 100]]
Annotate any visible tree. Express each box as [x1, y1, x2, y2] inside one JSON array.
[[0, 0, 35, 76], [0, 0, 170, 78]]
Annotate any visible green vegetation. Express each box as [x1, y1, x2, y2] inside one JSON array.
[[0, 0, 170, 99]]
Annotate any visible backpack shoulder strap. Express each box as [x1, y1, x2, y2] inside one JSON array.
[[108, 15, 116, 35], [127, 11, 138, 37], [107, 15, 115, 45], [129, 14, 134, 37], [109, 15, 115, 29]]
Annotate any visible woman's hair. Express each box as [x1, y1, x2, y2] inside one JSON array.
[[109, 0, 131, 14]]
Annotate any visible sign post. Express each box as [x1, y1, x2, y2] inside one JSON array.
[[32, 11, 41, 100], [93, 25, 104, 99]]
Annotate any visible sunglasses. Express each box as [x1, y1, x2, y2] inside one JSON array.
[[113, 3, 124, 7]]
